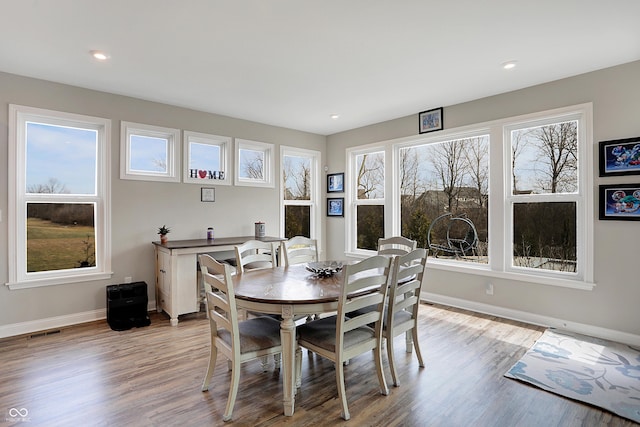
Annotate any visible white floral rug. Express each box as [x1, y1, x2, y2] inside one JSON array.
[[505, 329, 640, 423]]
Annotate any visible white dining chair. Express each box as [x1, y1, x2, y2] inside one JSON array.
[[235, 240, 278, 273], [384, 248, 428, 386], [199, 254, 282, 422], [377, 236, 417, 256], [295, 255, 392, 420], [280, 236, 318, 267]]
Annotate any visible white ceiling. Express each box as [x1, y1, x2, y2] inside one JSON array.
[[1, 1, 639, 135]]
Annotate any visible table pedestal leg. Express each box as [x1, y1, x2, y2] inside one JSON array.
[[280, 305, 296, 416]]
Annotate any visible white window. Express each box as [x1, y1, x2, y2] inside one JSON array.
[[346, 147, 386, 254], [280, 146, 321, 239], [347, 104, 593, 289], [182, 131, 231, 185], [120, 121, 180, 182], [505, 111, 590, 282], [7, 105, 112, 289], [235, 139, 275, 187]]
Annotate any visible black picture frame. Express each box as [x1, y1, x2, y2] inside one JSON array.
[[599, 183, 640, 220], [327, 198, 344, 217], [200, 187, 215, 202], [327, 172, 344, 193], [418, 107, 443, 134], [598, 136, 640, 177]]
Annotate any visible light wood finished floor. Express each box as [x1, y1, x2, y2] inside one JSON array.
[[1, 303, 636, 427]]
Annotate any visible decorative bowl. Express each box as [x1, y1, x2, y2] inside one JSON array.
[[305, 261, 343, 277]]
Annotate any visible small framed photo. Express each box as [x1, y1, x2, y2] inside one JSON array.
[[327, 172, 344, 193], [599, 183, 640, 220], [327, 197, 344, 217], [599, 136, 640, 176], [418, 107, 443, 134], [201, 187, 215, 202]]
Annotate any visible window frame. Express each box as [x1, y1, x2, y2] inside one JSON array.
[[7, 104, 112, 289], [345, 145, 389, 257], [120, 121, 180, 182], [235, 138, 275, 187], [279, 146, 321, 242], [182, 131, 232, 185], [346, 103, 594, 290], [503, 109, 592, 283]]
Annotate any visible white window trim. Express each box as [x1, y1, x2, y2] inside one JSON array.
[[279, 146, 321, 244], [120, 121, 180, 182], [346, 103, 594, 290], [345, 145, 388, 257], [235, 138, 275, 187], [182, 131, 232, 185], [502, 107, 593, 283], [7, 105, 112, 289]]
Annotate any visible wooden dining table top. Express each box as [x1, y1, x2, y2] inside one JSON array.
[[233, 263, 348, 304]]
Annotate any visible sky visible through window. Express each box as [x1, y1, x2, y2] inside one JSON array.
[[189, 142, 221, 170], [26, 122, 97, 194], [130, 135, 168, 173]]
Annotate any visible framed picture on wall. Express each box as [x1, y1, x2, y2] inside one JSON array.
[[599, 183, 640, 220], [598, 136, 640, 177], [418, 107, 443, 134], [327, 172, 344, 193], [327, 198, 344, 217]]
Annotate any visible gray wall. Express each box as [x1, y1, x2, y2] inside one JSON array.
[[326, 60, 640, 340], [2, 61, 639, 341], [0, 72, 325, 332]]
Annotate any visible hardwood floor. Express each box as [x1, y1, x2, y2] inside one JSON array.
[[1, 303, 636, 427]]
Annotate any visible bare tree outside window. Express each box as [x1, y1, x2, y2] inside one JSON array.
[[399, 136, 489, 262], [354, 151, 385, 250], [239, 149, 264, 180], [282, 154, 312, 238], [510, 120, 579, 272]]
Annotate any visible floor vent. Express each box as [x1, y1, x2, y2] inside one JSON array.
[[29, 329, 61, 339]]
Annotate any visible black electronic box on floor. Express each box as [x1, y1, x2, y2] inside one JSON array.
[[106, 281, 151, 331]]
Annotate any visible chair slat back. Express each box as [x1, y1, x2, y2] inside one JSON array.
[[377, 236, 417, 256], [199, 254, 238, 341], [388, 248, 428, 327], [339, 255, 392, 336], [235, 240, 277, 274], [281, 236, 318, 266]]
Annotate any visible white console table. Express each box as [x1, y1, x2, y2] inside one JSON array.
[[152, 236, 285, 326]]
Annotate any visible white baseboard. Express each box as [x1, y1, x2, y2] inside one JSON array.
[[0, 303, 157, 339], [421, 292, 640, 347]]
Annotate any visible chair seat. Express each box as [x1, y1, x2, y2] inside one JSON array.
[[297, 315, 375, 353], [217, 316, 281, 352]]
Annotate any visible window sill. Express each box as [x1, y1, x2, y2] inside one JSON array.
[[426, 260, 595, 291], [6, 272, 114, 290]]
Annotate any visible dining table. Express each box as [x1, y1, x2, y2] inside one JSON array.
[[232, 262, 356, 417]]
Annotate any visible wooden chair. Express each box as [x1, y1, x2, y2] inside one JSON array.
[[384, 248, 428, 386], [295, 255, 392, 420], [280, 236, 318, 267], [198, 254, 282, 422], [234, 240, 277, 274], [377, 236, 417, 256]]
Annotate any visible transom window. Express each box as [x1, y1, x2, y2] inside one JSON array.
[[235, 139, 275, 187], [8, 105, 112, 289], [120, 121, 180, 182], [183, 131, 231, 185]]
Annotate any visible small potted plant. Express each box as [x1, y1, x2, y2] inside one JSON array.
[[158, 225, 171, 244]]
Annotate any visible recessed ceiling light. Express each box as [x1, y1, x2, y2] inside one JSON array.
[[90, 50, 110, 61], [502, 61, 517, 70], [330, 114, 340, 120]]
